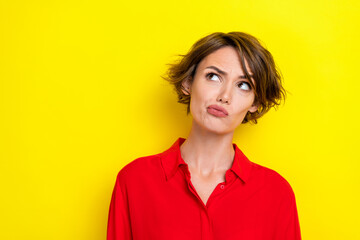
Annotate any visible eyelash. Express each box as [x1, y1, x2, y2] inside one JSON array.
[[237, 82, 252, 91], [206, 72, 220, 81], [205, 72, 252, 91]]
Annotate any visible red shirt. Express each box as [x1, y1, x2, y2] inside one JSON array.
[[107, 138, 301, 240]]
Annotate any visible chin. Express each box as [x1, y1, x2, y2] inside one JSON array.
[[191, 111, 239, 135], [201, 123, 236, 135]]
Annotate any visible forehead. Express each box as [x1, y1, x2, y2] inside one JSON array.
[[197, 46, 252, 73]]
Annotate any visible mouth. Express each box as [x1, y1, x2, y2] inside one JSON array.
[[207, 105, 229, 117]]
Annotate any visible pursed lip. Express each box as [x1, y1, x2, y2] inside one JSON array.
[[207, 104, 229, 116]]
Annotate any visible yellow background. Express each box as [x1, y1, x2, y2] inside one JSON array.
[[1, 0, 359, 239]]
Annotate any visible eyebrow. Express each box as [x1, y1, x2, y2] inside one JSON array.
[[205, 65, 253, 79]]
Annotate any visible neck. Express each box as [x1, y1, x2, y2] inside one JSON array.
[[180, 123, 235, 176]]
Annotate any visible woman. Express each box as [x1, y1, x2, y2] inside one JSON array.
[[107, 32, 301, 240]]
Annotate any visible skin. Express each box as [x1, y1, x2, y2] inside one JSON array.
[[179, 46, 258, 205]]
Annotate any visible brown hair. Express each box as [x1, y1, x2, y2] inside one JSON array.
[[163, 32, 286, 124]]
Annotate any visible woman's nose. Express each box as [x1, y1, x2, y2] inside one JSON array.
[[216, 85, 232, 104]]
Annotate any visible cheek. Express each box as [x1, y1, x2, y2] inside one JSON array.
[[232, 96, 255, 116], [189, 96, 205, 119], [190, 88, 211, 108], [189, 89, 215, 122]]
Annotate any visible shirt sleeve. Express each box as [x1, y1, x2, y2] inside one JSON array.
[[107, 171, 132, 240], [274, 187, 302, 240]]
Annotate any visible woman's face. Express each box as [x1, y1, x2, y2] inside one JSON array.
[[182, 46, 258, 135]]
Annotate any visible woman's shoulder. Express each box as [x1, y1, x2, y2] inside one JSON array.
[[117, 153, 162, 176], [115, 138, 183, 182], [125, 153, 162, 169], [250, 162, 296, 199]]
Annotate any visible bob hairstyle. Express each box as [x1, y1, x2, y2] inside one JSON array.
[[163, 32, 286, 124]]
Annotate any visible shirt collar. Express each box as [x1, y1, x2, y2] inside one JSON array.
[[160, 137, 253, 183]]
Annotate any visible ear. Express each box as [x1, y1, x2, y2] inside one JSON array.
[[248, 102, 258, 113], [181, 77, 192, 96]]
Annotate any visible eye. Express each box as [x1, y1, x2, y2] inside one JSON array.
[[237, 81, 251, 91], [206, 73, 220, 82]]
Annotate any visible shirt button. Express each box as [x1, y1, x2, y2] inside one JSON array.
[[220, 185, 225, 189]]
